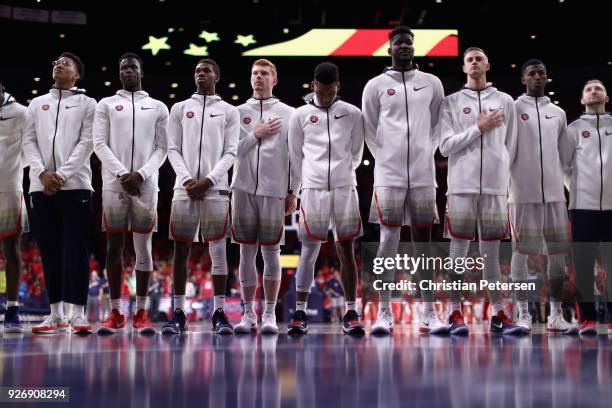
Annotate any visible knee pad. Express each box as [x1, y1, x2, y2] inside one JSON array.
[[133, 233, 153, 271], [262, 245, 281, 282], [510, 251, 529, 281], [209, 239, 228, 276], [295, 241, 321, 293], [239, 244, 258, 287], [547, 253, 566, 280]]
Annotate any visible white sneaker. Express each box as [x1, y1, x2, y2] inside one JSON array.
[[516, 312, 532, 334], [32, 313, 69, 334], [69, 315, 92, 334], [261, 312, 279, 335], [234, 312, 257, 334], [547, 312, 578, 335], [371, 308, 393, 335], [419, 310, 449, 334]]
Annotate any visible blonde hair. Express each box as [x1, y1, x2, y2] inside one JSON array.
[[252, 59, 277, 78]]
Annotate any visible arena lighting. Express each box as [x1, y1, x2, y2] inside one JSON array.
[[183, 44, 208, 56], [170, 83, 178, 88], [142, 35, 171, 56], [242, 29, 458, 57], [280, 254, 300, 269]]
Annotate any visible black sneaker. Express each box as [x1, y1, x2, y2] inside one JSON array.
[[162, 308, 188, 335], [342, 310, 364, 336], [4, 306, 23, 333], [211, 308, 234, 335], [490, 310, 527, 335], [288, 310, 308, 335]]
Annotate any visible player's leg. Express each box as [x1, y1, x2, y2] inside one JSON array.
[[234, 243, 259, 334], [132, 232, 155, 334], [260, 244, 282, 334]]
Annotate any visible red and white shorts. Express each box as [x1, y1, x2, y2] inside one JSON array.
[[102, 191, 157, 234], [231, 189, 285, 246], [509, 202, 570, 254], [170, 197, 229, 243], [0, 192, 29, 238], [369, 186, 438, 228], [444, 194, 509, 240]]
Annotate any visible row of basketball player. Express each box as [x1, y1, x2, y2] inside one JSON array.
[[0, 26, 610, 337]]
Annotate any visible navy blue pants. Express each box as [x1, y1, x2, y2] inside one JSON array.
[[569, 210, 612, 321], [30, 190, 92, 306]]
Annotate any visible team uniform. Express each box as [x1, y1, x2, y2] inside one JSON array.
[[361, 67, 446, 335], [23, 87, 96, 334], [563, 112, 612, 335], [93, 90, 168, 334], [287, 93, 364, 334], [509, 94, 576, 334], [439, 84, 524, 335], [231, 97, 296, 335], [0, 93, 28, 332]]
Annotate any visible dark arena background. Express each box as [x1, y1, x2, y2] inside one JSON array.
[[0, 1, 611, 407]]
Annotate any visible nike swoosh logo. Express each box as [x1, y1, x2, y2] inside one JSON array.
[[334, 114, 349, 119], [493, 322, 502, 329], [141, 107, 156, 110], [0, 116, 15, 121], [210, 113, 224, 117], [413, 86, 428, 91], [82, 199, 89, 203], [545, 115, 557, 119], [65, 105, 79, 109], [489, 107, 502, 112], [606, 131, 612, 136]]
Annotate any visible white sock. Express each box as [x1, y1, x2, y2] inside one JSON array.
[[492, 301, 504, 316], [550, 301, 562, 315], [50, 302, 63, 317], [450, 302, 462, 313], [214, 295, 225, 310], [173, 295, 185, 311], [64, 303, 74, 317], [6, 301, 19, 308], [423, 302, 435, 314], [345, 301, 356, 312], [72, 305, 85, 317], [244, 301, 255, 315], [264, 301, 276, 315], [110, 299, 122, 312], [296, 301, 307, 312], [517, 301, 529, 315], [136, 296, 147, 311]]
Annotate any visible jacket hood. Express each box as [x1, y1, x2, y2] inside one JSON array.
[[1, 93, 15, 107], [579, 112, 612, 124], [246, 96, 280, 108], [116, 90, 150, 100], [517, 94, 552, 106], [459, 84, 497, 100], [50, 86, 87, 97], [382, 65, 419, 81], [303, 92, 340, 109], [190, 93, 222, 103]]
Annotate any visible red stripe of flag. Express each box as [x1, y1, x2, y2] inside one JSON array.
[[330, 29, 391, 56], [425, 34, 458, 57]]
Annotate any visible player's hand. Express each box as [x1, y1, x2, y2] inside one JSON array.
[[477, 110, 504, 133], [285, 194, 297, 215], [120, 172, 143, 196], [39, 171, 63, 195], [254, 118, 282, 140], [186, 178, 213, 200]]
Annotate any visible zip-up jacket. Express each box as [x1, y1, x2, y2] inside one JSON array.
[[0, 93, 27, 192], [231, 97, 297, 198], [510, 95, 568, 203], [563, 112, 612, 210], [23, 87, 96, 192], [362, 67, 444, 189], [288, 94, 364, 191], [167, 93, 239, 200], [93, 90, 169, 193], [439, 85, 517, 195]]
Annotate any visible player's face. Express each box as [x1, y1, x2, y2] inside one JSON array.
[[522, 64, 547, 93], [119, 57, 142, 90], [388, 33, 414, 64], [313, 81, 339, 108], [52, 57, 80, 84], [194, 63, 218, 88], [581, 82, 609, 107], [251, 65, 277, 94], [462, 51, 490, 79]]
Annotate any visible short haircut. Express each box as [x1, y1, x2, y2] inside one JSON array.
[[521, 59, 546, 74], [252, 59, 277, 78], [314, 62, 339, 84], [463, 47, 487, 60], [583, 79, 606, 92], [59, 52, 85, 81], [119, 52, 143, 67], [197, 59, 220, 77], [388, 25, 414, 42]]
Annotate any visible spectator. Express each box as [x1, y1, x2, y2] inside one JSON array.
[[87, 270, 101, 322]]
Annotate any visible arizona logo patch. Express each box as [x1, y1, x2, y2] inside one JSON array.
[[463, 107, 471, 114], [310, 115, 318, 124], [243, 117, 251, 125], [115, 105, 123, 111], [387, 89, 395, 96], [521, 113, 529, 121], [582, 130, 590, 138], [186, 111, 195, 119], [42, 104, 49, 111]]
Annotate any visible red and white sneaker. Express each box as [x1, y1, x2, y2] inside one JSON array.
[[579, 320, 597, 336], [32, 314, 69, 334], [70, 315, 92, 334], [133, 309, 156, 335], [97, 309, 125, 335]]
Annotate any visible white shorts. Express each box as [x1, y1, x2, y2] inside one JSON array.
[[102, 191, 157, 234], [0, 192, 29, 238], [369, 186, 439, 228], [509, 202, 570, 254], [444, 194, 509, 240], [298, 187, 362, 242], [331, 296, 345, 308], [169, 197, 229, 243], [231, 189, 285, 245]]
